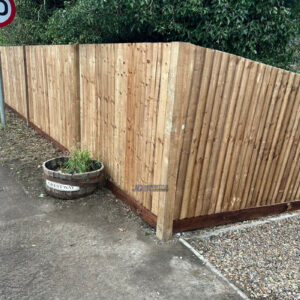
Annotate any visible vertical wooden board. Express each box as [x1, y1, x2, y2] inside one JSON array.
[[107, 44, 113, 179], [264, 75, 299, 205], [144, 43, 160, 209], [104, 44, 110, 178], [62, 46, 70, 149], [38, 47, 44, 132], [8, 47, 14, 108], [22, 46, 30, 122], [105, 44, 110, 174], [141, 43, 151, 206], [89, 45, 97, 156], [42, 46, 49, 134], [111, 44, 117, 182], [67, 44, 77, 150], [47, 46, 57, 143], [142, 43, 154, 208], [167, 43, 196, 218], [188, 50, 223, 217], [58, 46, 66, 147], [32, 48, 39, 128], [27, 47, 33, 124], [105, 44, 113, 180], [79, 45, 87, 150], [179, 49, 214, 219], [131, 44, 142, 202], [82, 45, 90, 152], [156, 42, 180, 241], [50, 46, 59, 144], [99, 44, 106, 162], [95, 45, 102, 161], [151, 43, 172, 215], [73, 44, 81, 149], [137, 44, 147, 204], [125, 43, 135, 194], [137, 44, 147, 203], [220, 61, 259, 213], [18, 47, 27, 118], [100, 45, 108, 174], [230, 63, 267, 212], [17, 47, 24, 115], [118, 43, 128, 189], [14, 48, 21, 114], [120, 43, 128, 190], [114, 44, 121, 184], [41, 46, 50, 135], [195, 52, 230, 216], [256, 72, 294, 206], [18, 47, 26, 117], [34, 47, 41, 130], [173, 46, 206, 220]]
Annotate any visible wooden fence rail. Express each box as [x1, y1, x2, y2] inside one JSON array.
[[0, 42, 299, 240]]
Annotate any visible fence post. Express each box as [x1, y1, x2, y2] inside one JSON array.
[[156, 42, 180, 241], [22, 45, 30, 125], [0, 54, 6, 127]]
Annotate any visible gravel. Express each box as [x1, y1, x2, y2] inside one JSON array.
[[187, 213, 300, 299]]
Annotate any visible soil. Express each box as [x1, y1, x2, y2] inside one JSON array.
[[0, 108, 155, 236]]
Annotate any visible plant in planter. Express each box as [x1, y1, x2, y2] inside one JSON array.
[[43, 150, 105, 199]]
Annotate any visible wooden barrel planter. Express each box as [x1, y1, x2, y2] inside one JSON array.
[[43, 157, 105, 199]]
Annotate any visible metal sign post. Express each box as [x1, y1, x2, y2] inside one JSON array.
[[0, 0, 16, 125]]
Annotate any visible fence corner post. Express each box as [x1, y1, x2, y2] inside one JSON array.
[[156, 193, 174, 241], [155, 42, 181, 242]]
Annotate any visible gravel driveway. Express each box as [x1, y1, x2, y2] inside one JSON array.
[[184, 213, 300, 299]]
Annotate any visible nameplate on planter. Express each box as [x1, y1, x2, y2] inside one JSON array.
[[46, 180, 80, 192]]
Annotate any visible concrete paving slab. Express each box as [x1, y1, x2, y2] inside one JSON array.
[[0, 166, 242, 300]]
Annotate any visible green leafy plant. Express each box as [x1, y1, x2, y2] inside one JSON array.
[[0, 0, 298, 72], [63, 150, 101, 174]]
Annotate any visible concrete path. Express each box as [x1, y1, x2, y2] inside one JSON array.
[[0, 166, 242, 300]]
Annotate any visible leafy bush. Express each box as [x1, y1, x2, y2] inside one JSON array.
[[0, 0, 299, 71], [46, 0, 299, 70], [63, 150, 101, 174]]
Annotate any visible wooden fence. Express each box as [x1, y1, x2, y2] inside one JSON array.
[[1, 42, 299, 240]]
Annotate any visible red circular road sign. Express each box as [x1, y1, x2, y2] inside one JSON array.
[[0, 0, 16, 27]]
